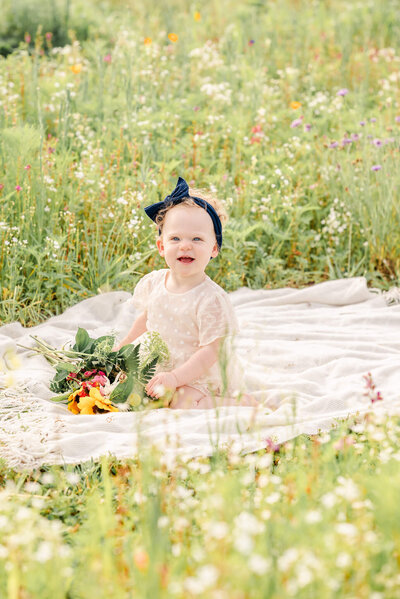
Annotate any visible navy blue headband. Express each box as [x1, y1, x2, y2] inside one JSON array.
[[144, 177, 222, 258]]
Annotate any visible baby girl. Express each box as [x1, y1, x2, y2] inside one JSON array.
[[115, 177, 258, 410]]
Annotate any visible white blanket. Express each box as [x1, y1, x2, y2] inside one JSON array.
[[1, 277, 400, 470]]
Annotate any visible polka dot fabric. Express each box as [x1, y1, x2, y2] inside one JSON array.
[[131, 268, 244, 397]]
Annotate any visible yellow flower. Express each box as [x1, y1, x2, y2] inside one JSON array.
[[194, 11, 201, 21], [290, 101, 302, 109], [144, 37, 152, 45], [128, 392, 142, 408], [168, 33, 178, 43], [70, 64, 82, 74], [77, 395, 96, 415], [3, 349, 21, 370], [89, 387, 119, 413]]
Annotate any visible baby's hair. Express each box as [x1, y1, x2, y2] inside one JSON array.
[[154, 186, 229, 238]]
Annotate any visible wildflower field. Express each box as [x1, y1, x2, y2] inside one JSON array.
[[1, 0, 400, 596]]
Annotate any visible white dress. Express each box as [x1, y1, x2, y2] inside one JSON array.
[[130, 268, 245, 398]]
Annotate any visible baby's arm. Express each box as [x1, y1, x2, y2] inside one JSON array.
[[114, 311, 147, 351], [171, 338, 221, 388]]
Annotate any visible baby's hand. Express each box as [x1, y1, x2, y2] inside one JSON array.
[[145, 372, 177, 399]]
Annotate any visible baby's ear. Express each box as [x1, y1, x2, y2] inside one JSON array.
[[211, 242, 219, 258], [156, 237, 164, 255]]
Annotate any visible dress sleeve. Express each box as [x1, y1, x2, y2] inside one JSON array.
[[131, 272, 156, 314], [197, 292, 240, 347]]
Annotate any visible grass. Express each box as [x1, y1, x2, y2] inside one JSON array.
[[1, 0, 400, 326], [1, 0, 400, 596], [1, 410, 400, 598]]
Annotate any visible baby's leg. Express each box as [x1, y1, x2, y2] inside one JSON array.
[[169, 385, 208, 409]]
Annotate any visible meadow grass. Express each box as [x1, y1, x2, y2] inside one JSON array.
[[1, 0, 399, 326], [1, 0, 400, 596]]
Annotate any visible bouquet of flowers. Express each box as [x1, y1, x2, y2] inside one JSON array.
[[22, 328, 173, 414]]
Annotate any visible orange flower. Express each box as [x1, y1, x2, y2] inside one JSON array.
[[134, 549, 149, 571], [194, 11, 201, 21], [144, 37, 152, 45], [168, 33, 178, 43], [68, 398, 80, 414], [68, 389, 81, 414], [70, 64, 82, 74], [290, 101, 302, 109]]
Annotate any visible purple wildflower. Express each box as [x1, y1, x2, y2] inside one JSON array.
[[396, 116, 400, 123], [371, 165, 382, 171], [351, 133, 360, 141], [290, 116, 304, 128], [305, 123, 312, 131], [359, 121, 366, 126], [370, 117, 377, 123], [248, 40, 255, 45], [329, 141, 339, 148], [266, 437, 280, 453], [337, 88, 349, 96], [193, 106, 200, 112], [342, 137, 352, 145], [372, 138, 382, 147]]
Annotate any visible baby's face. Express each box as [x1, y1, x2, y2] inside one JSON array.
[[156, 204, 219, 275]]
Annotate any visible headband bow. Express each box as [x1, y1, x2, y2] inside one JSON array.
[[144, 177, 223, 258]]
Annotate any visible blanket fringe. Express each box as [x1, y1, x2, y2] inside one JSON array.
[[0, 386, 65, 470], [370, 285, 400, 305]]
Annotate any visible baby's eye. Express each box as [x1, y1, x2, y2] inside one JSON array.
[[171, 237, 203, 241]]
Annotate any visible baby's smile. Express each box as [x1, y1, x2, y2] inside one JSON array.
[[178, 256, 195, 264]]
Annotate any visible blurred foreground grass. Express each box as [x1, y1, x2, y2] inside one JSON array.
[[1, 409, 400, 598]]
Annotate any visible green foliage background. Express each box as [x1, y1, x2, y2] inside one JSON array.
[[0, 0, 399, 328]]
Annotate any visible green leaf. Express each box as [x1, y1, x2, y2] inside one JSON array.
[[50, 390, 76, 402], [55, 362, 77, 373], [124, 344, 140, 374], [110, 374, 134, 404], [73, 328, 90, 352], [139, 357, 158, 384], [117, 344, 135, 359]]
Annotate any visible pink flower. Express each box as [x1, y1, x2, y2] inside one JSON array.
[[91, 374, 108, 386], [333, 436, 355, 451], [24, 164, 31, 170], [266, 437, 280, 452], [83, 369, 97, 378], [290, 116, 304, 128], [45, 32, 53, 41], [67, 372, 78, 380], [103, 54, 112, 63], [24, 34, 31, 43], [15, 185, 22, 191]]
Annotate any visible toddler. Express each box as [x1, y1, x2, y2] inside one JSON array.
[[115, 177, 258, 410]]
